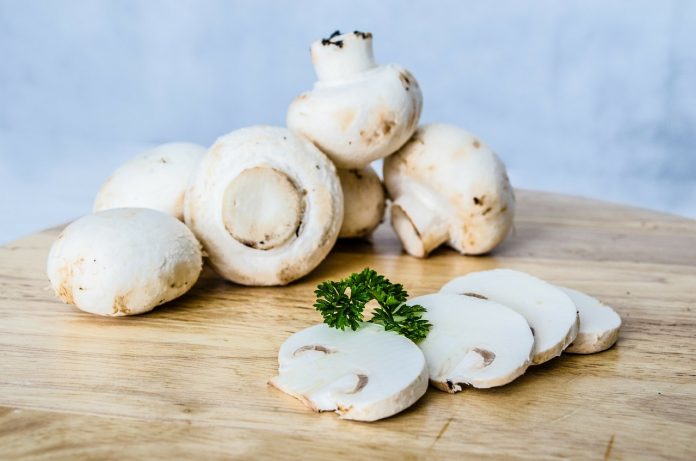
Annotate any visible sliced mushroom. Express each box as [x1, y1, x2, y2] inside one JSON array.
[[441, 269, 579, 365], [413, 293, 533, 391], [287, 30, 422, 169], [559, 287, 622, 354], [184, 126, 343, 286], [93, 142, 206, 220], [383, 123, 515, 258], [269, 323, 428, 422], [47, 208, 203, 316], [337, 166, 386, 238]]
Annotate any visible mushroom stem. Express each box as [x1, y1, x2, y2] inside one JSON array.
[[222, 166, 304, 250], [311, 31, 377, 82], [391, 193, 449, 258]]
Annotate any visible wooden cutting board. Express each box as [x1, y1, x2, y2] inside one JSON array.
[[1, 190, 695, 460]]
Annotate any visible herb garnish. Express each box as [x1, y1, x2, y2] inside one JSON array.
[[313, 268, 431, 342]]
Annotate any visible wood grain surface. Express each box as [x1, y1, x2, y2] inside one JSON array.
[[1, 190, 695, 460]]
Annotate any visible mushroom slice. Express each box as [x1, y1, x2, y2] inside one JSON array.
[[558, 287, 622, 354], [287, 30, 422, 169], [94, 142, 206, 220], [337, 166, 386, 238], [441, 269, 579, 365], [413, 293, 533, 391], [47, 208, 203, 316], [184, 126, 343, 286], [383, 123, 515, 257], [269, 323, 428, 422]]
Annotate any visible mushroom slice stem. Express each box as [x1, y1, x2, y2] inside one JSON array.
[[558, 287, 622, 354], [413, 294, 533, 391], [441, 269, 579, 365], [269, 323, 428, 422], [391, 191, 449, 258]]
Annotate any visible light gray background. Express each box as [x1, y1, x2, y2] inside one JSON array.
[[1, 0, 695, 243]]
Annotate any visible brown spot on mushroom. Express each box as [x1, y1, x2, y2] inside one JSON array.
[[473, 196, 485, 206], [293, 345, 333, 356], [336, 404, 353, 415], [353, 31, 372, 39], [336, 108, 356, 132], [398, 71, 412, 91], [159, 157, 168, 164], [530, 326, 535, 337], [112, 295, 131, 315], [360, 111, 396, 146], [472, 139, 481, 149], [350, 169, 363, 180], [346, 374, 368, 394], [482, 206, 493, 216], [462, 292, 488, 300], [472, 348, 496, 367]]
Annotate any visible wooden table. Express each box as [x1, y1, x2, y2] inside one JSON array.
[[1, 190, 695, 460]]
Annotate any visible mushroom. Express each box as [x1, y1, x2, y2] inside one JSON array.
[[441, 269, 579, 365], [413, 293, 534, 391], [337, 166, 386, 238], [558, 287, 622, 354], [93, 142, 206, 220], [383, 123, 515, 258], [47, 208, 203, 316], [184, 126, 343, 286], [269, 323, 428, 421], [287, 30, 422, 169]]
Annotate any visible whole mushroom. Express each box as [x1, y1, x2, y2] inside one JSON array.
[[384, 123, 515, 258], [93, 142, 206, 220], [287, 30, 422, 169], [337, 166, 386, 238], [47, 208, 203, 316], [184, 126, 343, 286]]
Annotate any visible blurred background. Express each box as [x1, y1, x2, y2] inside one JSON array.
[[1, 0, 695, 243]]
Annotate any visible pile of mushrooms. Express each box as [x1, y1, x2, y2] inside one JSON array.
[[47, 31, 514, 314], [270, 269, 621, 421]]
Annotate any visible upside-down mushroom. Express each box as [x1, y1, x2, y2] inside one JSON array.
[[441, 269, 578, 365], [383, 124, 515, 258], [337, 166, 386, 238], [269, 323, 428, 421], [47, 208, 203, 316], [93, 142, 206, 220], [413, 293, 534, 391], [184, 126, 343, 286], [287, 30, 422, 169]]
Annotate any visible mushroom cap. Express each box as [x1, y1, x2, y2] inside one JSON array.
[[46, 208, 203, 316], [288, 33, 422, 169], [337, 166, 386, 238], [384, 123, 515, 255], [413, 293, 534, 390], [269, 323, 428, 422], [93, 142, 206, 220], [184, 126, 343, 286], [559, 287, 622, 354], [441, 269, 579, 365]]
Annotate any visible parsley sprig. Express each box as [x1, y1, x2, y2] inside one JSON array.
[[313, 268, 431, 342]]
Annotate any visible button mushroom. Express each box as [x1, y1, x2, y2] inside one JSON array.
[[93, 142, 206, 220], [441, 269, 579, 365], [383, 123, 515, 258], [184, 126, 343, 286], [269, 323, 428, 422], [287, 30, 422, 169], [413, 293, 533, 391], [47, 208, 203, 316], [559, 287, 622, 354], [337, 166, 386, 238]]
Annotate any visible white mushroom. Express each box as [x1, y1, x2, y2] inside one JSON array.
[[287, 30, 422, 169], [413, 293, 534, 391], [337, 166, 386, 238], [269, 323, 428, 422], [383, 123, 515, 258], [184, 126, 343, 286], [441, 269, 579, 365], [47, 208, 203, 316], [93, 142, 206, 220], [558, 287, 622, 354]]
